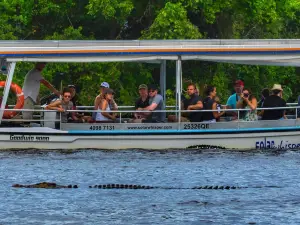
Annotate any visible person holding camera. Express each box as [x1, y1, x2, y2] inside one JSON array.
[[236, 88, 258, 121]]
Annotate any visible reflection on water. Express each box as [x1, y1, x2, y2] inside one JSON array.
[[0, 149, 300, 224]]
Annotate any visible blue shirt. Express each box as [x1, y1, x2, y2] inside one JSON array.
[[226, 93, 240, 109]]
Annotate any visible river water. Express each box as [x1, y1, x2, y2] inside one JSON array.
[[0, 149, 300, 224]]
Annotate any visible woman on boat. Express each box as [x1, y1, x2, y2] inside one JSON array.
[[236, 88, 258, 121], [202, 86, 225, 123], [45, 88, 80, 123], [95, 88, 116, 122]]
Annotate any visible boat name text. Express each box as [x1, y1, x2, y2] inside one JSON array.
[[10, 135, 50, 142], [256, 140, 300, 149]]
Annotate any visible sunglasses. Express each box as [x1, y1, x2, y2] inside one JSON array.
[[149, 90, 156, 93], [64, 95, 71, 98]]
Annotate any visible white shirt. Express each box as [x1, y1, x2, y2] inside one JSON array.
[[22, 68, 44, 102], [96, 103, 112, 121]]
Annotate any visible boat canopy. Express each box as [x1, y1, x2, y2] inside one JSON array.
[[0, 39, 300, 66]]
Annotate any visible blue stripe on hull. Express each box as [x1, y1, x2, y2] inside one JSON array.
[[68, 126, 300, 135]]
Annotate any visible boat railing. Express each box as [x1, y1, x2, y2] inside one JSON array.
[[0, 106, 299, 129], [6, 102, 299, 109]]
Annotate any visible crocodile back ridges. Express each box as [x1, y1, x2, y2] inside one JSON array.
[[89, 184, 245, 190]]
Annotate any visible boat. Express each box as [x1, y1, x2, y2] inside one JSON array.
[[0, 39, 300, 150]]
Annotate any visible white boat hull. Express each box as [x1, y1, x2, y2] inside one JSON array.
[[1, 127, 300, 150]]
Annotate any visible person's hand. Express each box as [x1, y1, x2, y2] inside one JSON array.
[[111, 115, 116, 120], [57, 107, 65, 113], [187, 105, 192, 110]]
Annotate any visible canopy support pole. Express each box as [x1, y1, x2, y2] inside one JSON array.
[[159, 60, 166, 104], [0, 62, 16, 125], [176, 57, 182, 123]]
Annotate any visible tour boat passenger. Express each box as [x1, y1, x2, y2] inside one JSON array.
[[68, 84, 92, 122], [168, 83, 203, 122], [202, 86, 225, 123], [138, 84, 166, 123], [226, 80, 244, 119], [22, 62, 60, 121], [261, 84, 287, 120], [45, 88, 81, 123], [258, 88, 270, 108], [95, 88, 116, 122], [236, 88, 258, 121], [93, 81, 118, 120], [214, 96, 222, 122], [130, 84, 150, 123]]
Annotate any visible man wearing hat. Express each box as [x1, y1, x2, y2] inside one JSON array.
[[261, 84, 287, 120], [226, 80, 244, 109], [138, 84, 165, 123], [131, 84, 150, 122]]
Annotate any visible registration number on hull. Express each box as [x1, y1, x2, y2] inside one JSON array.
[[89, 125, 115, 131]]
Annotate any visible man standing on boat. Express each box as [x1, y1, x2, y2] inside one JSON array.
[[22, 62, 60, 121], [138, 84, 165, 123], [226, 80, 244, 118]]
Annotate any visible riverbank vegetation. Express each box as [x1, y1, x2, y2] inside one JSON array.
[[1, 0, 300, 105]]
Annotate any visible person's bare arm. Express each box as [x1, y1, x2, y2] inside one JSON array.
[[212, 102, 225, 119], [187, 101, 203, 110], [139, 103, 157, 116], [94, 96, 101, 110], [236, 99, 244, 109], [40, 79, 60, 96], [101, 100, 115, 120], [45, 100, 64, 112], [244, 97, 257, 110]]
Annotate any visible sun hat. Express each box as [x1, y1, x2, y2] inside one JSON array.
[[138, 84, 148, 90], [100, 82, 110, 88], [68, 84, 76, 89], [271, 84, 283, 91]]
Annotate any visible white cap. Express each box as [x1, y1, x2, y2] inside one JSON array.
[[100, 82, 110, 88]]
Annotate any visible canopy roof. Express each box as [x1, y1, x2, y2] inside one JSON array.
[[1, 39, 300, 66]]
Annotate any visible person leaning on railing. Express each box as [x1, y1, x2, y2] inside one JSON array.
[[261, 84, 287, 120], [45, 88, 82, 123], [236, 88, 258, 121]]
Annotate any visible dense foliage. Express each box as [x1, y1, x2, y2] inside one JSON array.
[[1, 0, 300, 105]]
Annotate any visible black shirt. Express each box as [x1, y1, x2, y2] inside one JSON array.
[[183, 94, 202, 122], [202, 96, 215, 121], [262, 95, 286, 120], [71, 94, 79, 107], [135, 96, 150, 109]]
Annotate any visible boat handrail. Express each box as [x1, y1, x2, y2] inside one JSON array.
[[1, 105, 299, 113], [6, 103, 299, 109]]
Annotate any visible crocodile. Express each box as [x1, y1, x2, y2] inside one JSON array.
[[12, 182, 78, 189], [12, 182, 281, 190]]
